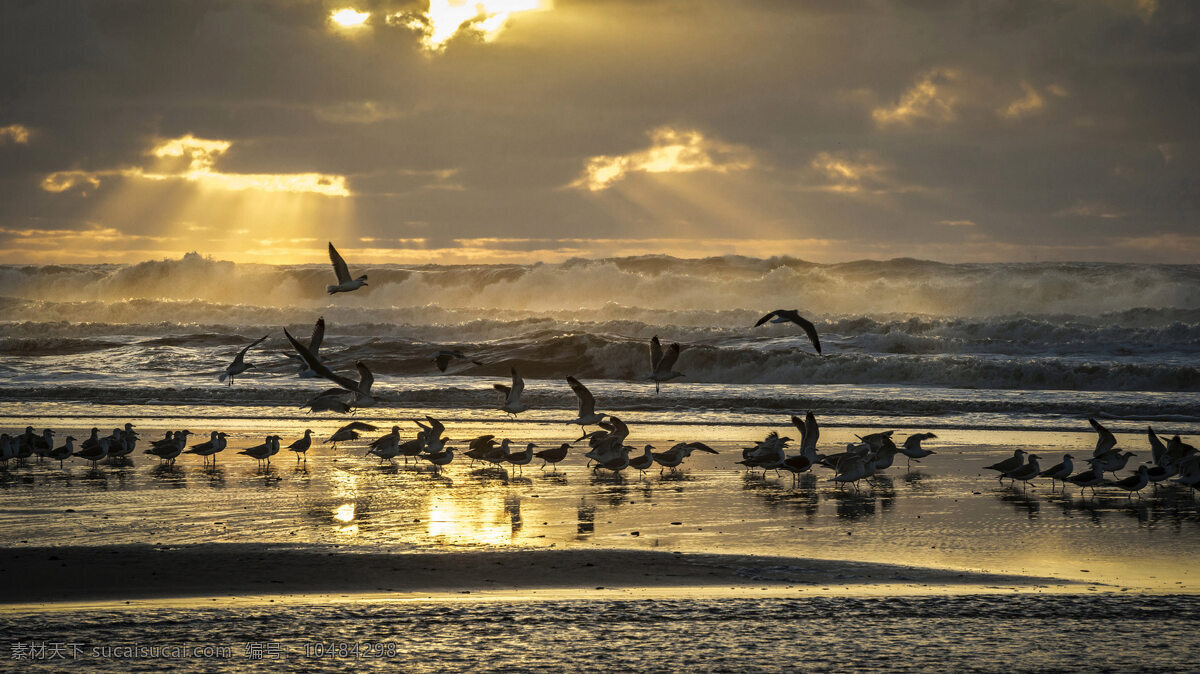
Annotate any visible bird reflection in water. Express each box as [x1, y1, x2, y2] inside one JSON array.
[[576, 499, 595, 536]]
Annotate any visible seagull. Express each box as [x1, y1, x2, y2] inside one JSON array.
[[367, 432, 400, 463], [1089, 417, 1117, 457], [1088, 450, 1136, 477], [629, 445, 655, 474], [74, 436, 109, 469], [326, 421, 378, 448], [898, 432, 937, 468], [239, 436, 278, 468], [1038, 454, 1074, 490], [505, 442, 536, 474], [219, 334, 269, 385], [984, 449, 1026, 482], [433, 350, 483, 373], [535, 443, 570, 472], [495, 366, 530, 417], [565, 376, 605, 431], [183, 431, 225, 466], [48, 436, 75, 468], [1110, 465, 1150, 498], [1003, 454, 1041, 490], [421, 446, 455, 472], [1066, 465, 1105, 497], [647, 335, 683, 393], [302, 388, 352, 414], [285, 317, 325, 378], [284, 328, 376, 409], [288, 429, 314, 463], [754, 309, 822, 354], [326, 242, 368, 294]]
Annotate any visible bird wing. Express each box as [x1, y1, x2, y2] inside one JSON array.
[[1147, 426, 1166, 459], [650, 335, 663, 370], [309, 317, 325, 354], [425, 416, 445, 440], [753, 310, 779, 327], [284, 328, 359, 392], [686, 442, 719, 454], [1089, 418, 1117, 455], [804, 412, 820, 450], [329, 242, 352, 283], [494, 383, 511, 397], [790, 415, 808, 449], [355, 361, 374, 394], [788, 313, 822, 354], [232, 334, 269, 366], [341, 421, 378, 433], [657, 342, 681, 373], [510, 367, 525, 400], [567, 376, 595, 416]]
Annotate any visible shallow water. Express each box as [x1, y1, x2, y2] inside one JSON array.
[[4, 594, 1198, 672], [1, 410, 1196, 592]]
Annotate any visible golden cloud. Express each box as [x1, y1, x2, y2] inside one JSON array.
[[0, 124, 31, 145], [41, 134, 350, 197], [873, 69, 961, 127], [572, 127, 756, 191]]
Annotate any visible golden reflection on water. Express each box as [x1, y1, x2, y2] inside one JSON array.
[[427, 489, 515, 546]]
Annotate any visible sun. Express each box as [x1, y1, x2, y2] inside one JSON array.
[[330, 8, 370, 28]]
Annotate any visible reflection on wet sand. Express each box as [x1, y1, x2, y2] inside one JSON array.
[[0, 426, 1198, 590]]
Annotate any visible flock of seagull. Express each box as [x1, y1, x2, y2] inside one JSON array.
[[6, 243, 1197, 504], [984, 418, 1200, 498]]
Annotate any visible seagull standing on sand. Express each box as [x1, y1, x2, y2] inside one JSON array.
[[48, 436, 75, 468], [565, 376, 605, 432], [984, 449, 1026, 482], [219, 335, 269, 385], [535, 443, 570, 472], [288, 429, 313, 463], [648, 335, 684, 394], [326, 242, 368, 294], [754, 309, 822, 354], [1038, 454, 1074, 490], [495, 367, 530, 418], [1110, 465, 1150, 498]]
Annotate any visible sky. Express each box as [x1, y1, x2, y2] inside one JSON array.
[[0, 0, 1197, 264]]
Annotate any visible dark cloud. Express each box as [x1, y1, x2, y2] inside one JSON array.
[[0, 0, 1197, 262]]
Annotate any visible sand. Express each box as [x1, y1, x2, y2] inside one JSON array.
[[0, 544, 1072, 607]]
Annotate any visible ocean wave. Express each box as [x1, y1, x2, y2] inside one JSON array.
[[2, 253, 1198, 317]]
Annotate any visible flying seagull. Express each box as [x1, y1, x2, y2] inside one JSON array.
[[284, 316, 325, 377], [648, 335, 684, 393], [566, 375, 606, 431], [495, 366, 530, 417], [433, 350, 483, 373], [284, 328, 376, 408], [754, 309, 821, 354], [326, 242, 368, 294], [219, 334, 269, 385]]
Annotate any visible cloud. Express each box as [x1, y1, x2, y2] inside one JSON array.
[[873, 68, 961, 127], [1055, 200, 1126, 219], [572, 127, 755, 191], [41, 134, 350, 197], [386, 0, 551, 52], [0, 124, 31, 145]]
